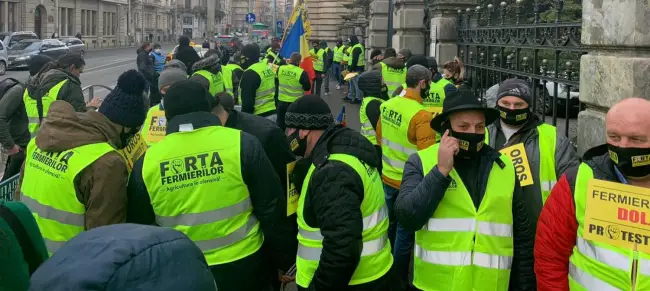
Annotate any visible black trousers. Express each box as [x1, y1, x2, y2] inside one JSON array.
[[312, 72, 323, 96], [276, 101, 293, 131], [2, 150, 25, 182]]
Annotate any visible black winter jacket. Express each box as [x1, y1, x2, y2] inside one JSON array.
[[395, 146, 537, 291], [136, 48, 157, 85], [0, 78, 33, 149], [239, 59, 276, 117], [126, 112, 297, 291], [348, 36, 364, 72], [296, 124, 391, 291], [175, 45, 201, 75]]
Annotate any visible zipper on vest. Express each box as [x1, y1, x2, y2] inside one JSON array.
[[632, 243, 639, 291]]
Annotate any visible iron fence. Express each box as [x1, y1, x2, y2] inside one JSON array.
[[456, 0, 585, 141]]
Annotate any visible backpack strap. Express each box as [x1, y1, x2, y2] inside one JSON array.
[[0, 204, 43, 275]]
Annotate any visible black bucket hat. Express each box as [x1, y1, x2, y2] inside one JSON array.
[[430, 89, 500, 132]]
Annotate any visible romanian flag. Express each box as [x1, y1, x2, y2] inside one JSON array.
[[336, 105, 347, 127], [279, 5, 315, 94]]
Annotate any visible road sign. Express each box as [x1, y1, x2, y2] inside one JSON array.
[[276, 20, 283, 31], [245, 13, 256, 24]]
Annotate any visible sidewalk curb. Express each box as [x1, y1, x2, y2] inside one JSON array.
[[85, 41, 177, 52]]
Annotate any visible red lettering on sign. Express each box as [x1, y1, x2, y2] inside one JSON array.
[[618, 208, 650, 226]]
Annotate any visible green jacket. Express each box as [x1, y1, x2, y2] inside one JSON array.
[[0, 201, 49, 291]]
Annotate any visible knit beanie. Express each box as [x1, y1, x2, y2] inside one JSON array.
[[285, 95, 334, 130], [496, 78, 532, 105], [164, 59, 188, 72], [28, 55, 53, 76], [242, 44, 260, 60], [406, 55, 428, 69], [398, 48, 412, 60], [163, 79, 212, 121], [158, 68, 187, 92], [98, 70, 148, 128]]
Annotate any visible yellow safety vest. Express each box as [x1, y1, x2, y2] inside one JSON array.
[[414, 143, 515, 291], [570, 163, 650, 290], [223, 63, 242, 96], [380, 63, 406, 97], [141, 104, 167, 147], [192, 70, 225, 97], [379, 97, 423, 181], [277, 64, 304, 103], [310, 48, 325, 72], [352, 44, 365, 67], [142, 125, 263, 266], [360, 96, 384, 145], [485, 124, 557, 203], [296, 153, 392, 287], [424, 77, 453, 108], [20, 139, 115, 255], [243, 61, 276, 116], [343, 46, 351, 64], [24, 80, 67, 138], [333, 45, 345, 63]]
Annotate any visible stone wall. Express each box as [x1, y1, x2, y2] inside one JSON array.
[[577, 0, 650, 155], [367, 0, 388, 51], [308, 0, 354, 42], [392, 0, 425, 55]]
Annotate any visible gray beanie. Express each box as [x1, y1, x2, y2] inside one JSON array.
[[164, 59, 188, 72], [158, 68, 188, 92], [496, 78, 532, 105]]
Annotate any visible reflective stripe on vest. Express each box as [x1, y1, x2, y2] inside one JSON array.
[[24, 80, 66, 137], [193, 70, 225, 96], [296, 154, 393, 287], [141, 104, 166, 147], [484, 124, 557, 203], [266, 48, 280, 64], [20, 140, 115, 254], [245, 61, 276, 116], [379, 97, 422, 180], [333, 45, 345, 62], [278, 64, 304, 103], [142, 126, 263, 265], [380, 62, 406, 96], [424, 77, 452, 108], [569, 163, 650, 290], [352, 44, 365, 67], [414, 143, 515, 291], [360, 96, 384, 145]]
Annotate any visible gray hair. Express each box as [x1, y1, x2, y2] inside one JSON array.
[[405, 64, 432, 88]]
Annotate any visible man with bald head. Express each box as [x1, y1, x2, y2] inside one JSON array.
[[535, 97, 650, 290]]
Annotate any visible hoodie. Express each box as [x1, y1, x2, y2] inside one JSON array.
[[29, 224, 217, 291], [320, 40, 333, 73], [175, 39, 201, 75], [16, 101, 130, 230], [189, 56, 223, 96], [297, 124, 391, 290], [37, 68, 86, 112], [348, 36, 364, 72]]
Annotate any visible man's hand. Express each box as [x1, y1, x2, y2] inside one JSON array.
[[437, 130, 458, 177], [86, 97, 102, 110], [5, 145, 20, 156]]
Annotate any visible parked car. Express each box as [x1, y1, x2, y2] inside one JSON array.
[[0, 41, 8, 75], [7, 39, 69, 69], [59, 37, 86, 57], [0, 31, 38, 48]]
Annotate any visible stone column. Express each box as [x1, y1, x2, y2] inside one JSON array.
[[391, 0, 425, 54], [428, 0, 475, 66], [4, 1, 9, 32], [577, 0, 650, 155], [367, 0, 387, 51]]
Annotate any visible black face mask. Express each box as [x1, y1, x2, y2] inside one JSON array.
[[450, 129, 485, 159], [118, 127, 139, 150], [608, 144, 650, 178], [291, 157, 313, 193], [288, 131, 308, 157], [420, 82, 430, 99], [498, 106, 529, 126], [380, 84, 389, 100]]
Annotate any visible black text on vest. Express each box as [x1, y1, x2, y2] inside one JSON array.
[[159, 152, 225, 188], [31, 149, 74, 176], [509, 148, 529, 182], [280, 70, 297, 78], [386, 67, 404, 74], [149, 116, 167, 133], [426, 92, 441, 103], [262, 69, 274, 79], [382, 107, 402, 127]]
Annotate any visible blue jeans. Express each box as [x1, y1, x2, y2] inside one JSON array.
[[384, 183, 414, 288], [347, 74, 362, 101], [332, 62, 343, 85]]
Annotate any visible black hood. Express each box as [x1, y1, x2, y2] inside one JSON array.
[[192, 55, 221, 74], [358, 70, 383, 99], [311, 124, 380, 169], [349, 36, 359, 46], [582, 144, 616, 181]]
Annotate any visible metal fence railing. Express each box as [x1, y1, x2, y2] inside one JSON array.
[[456, 0, 585, 144], [0, 174, 19, 201], [82, 84, 114, 103]]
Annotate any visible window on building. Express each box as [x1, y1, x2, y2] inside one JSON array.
[[183, 16, 192, 25], [67, 8, 74, 36], [81, 10, 86, 35], [185, 0, 191, 8], [92, 11, 97, 35], [113, 12, 117, 35]]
